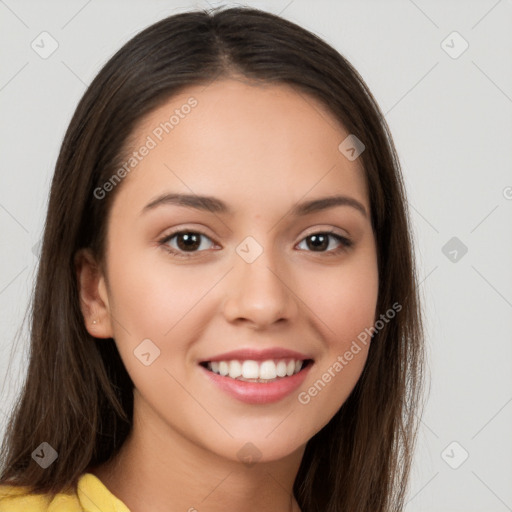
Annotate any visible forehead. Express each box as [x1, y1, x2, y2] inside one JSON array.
[[114, 78, 369, 214]]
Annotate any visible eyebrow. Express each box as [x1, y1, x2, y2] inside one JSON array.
[[142, 193, 367, 218]]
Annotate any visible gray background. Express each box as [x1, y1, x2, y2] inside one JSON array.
[[1, 1, 511, 510]]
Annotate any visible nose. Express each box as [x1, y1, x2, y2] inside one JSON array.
[[222, 245, 298, 329]]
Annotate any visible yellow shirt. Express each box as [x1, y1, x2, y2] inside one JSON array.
[[0, 473, 131, 512]]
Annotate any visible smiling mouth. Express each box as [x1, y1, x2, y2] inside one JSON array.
[[199, 358, 314, 383]]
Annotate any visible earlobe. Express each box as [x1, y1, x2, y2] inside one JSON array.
[[74, 248, 114, 339]]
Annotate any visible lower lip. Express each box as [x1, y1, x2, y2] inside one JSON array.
[[199, 363, 312, 405]]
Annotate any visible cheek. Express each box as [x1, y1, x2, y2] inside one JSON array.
[[104, 257, 217, 395], [108, 248, 216, 338], [292, 252, 378, 416], [298, 254, 379, 349]]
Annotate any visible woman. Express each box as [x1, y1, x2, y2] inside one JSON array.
[[0, 6, 425, 511]]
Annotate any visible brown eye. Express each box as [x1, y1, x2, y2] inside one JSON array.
[[297, 232, 352, 254], [175, 232, 201, 251], [160, 230, 216, 256], [306, 234, 329, 251]]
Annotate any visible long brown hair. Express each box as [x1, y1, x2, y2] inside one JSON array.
[[0, 6, 425, 511]]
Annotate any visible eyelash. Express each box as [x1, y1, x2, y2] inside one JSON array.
[[158, 229, 353, 259]]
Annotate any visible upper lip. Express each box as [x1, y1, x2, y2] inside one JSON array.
[[198, 347, 313, 363]]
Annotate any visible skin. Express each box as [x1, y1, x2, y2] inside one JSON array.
[[76, 77, 379, 512]]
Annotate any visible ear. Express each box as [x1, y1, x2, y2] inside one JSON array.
[[75, 248, 114, 339]]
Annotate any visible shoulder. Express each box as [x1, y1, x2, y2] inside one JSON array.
[[0, 473, 130, 512], [0, 483, 50, 511], [0, 482, 81, 512]]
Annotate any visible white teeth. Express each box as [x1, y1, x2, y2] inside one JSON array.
[[228, 360, 242, 379], [259, 360, 277, 380], [276, 360, 287, 377], [218, 361, 229, 376], [241, 360, 259, 379], [205, 358, 307, 381]]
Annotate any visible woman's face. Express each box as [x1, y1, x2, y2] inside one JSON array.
[[84, 78, 378, 464]]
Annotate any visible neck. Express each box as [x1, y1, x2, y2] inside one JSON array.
[[90, 394, 304, 512]]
